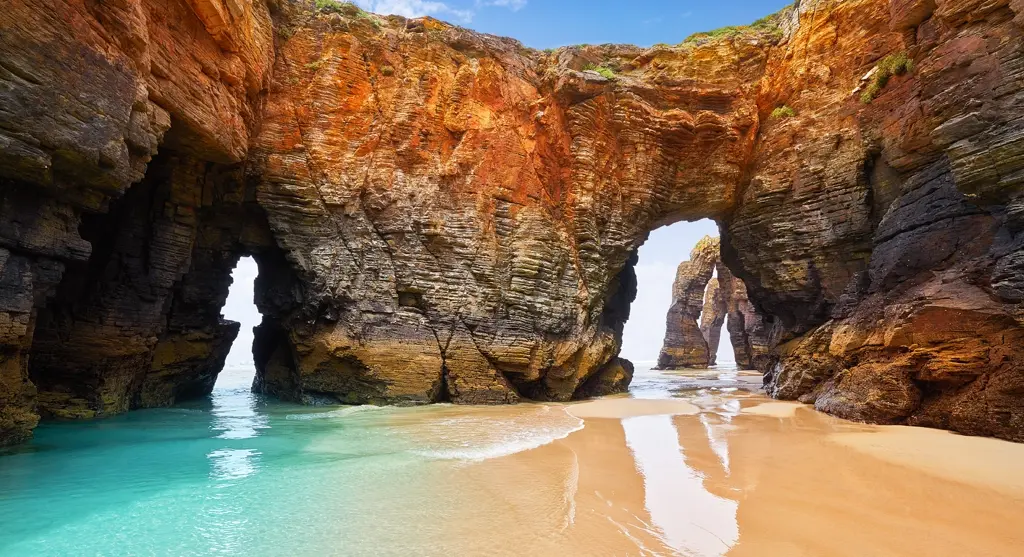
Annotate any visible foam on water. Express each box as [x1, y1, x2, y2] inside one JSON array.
[[281, 398, 587, 463], [285, 404, 390, 421], [408, 405, 585, 462]]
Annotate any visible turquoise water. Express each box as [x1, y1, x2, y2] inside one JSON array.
[[0, 366, 599, 556], [9, 364, 1018, 556], [0, 364, 758, 556]]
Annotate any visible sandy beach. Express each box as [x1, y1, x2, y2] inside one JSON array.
[[5, 367, 1024, 557], [400, 368, 1024, 556]]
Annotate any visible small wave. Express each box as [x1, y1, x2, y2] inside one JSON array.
[[412, 407, 584, 462], [285, 405, 388, 421]]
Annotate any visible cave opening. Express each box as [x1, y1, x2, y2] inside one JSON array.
[[18, 145, 307, 422], [215, 256, 261, 390], [620, 218, 742, 371]]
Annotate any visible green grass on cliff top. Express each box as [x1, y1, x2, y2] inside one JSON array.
[[681, 3, 794, 45]]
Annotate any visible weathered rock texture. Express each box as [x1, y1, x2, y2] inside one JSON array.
[[742, 0, 1024, 441], [657, 237, 720, 369], [1, 0, 1024, 444], [717, 261, 773, 370], [657, 236, 770, 369], [700, 278, 726, 366]]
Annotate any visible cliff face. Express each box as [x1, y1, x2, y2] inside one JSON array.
[[741, 0, 1024, 440], [245, 7, 769, 405], [1, 0, 1023, 444], [0, 0, 275, 443]]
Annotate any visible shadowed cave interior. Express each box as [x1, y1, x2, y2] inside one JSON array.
[[20, 150, 307, 419]]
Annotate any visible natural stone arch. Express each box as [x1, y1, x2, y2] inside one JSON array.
[[239, 7, 772, 406], [24, 151, 296, 419], [1, 0, 1023, 447]]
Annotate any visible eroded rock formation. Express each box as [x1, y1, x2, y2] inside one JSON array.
[[1, 0, 1023, 444], [657, 236, 769, 370], [717, 262, 773, 370], [744, 0, 1024, 441], [656, 236, 719, 369]]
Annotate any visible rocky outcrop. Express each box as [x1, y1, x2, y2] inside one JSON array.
[[0, 0, 274, 441], [700, 279, 727, 366], [657, 237, 719, 368], [744, 0, 1024, 441], [1, 0, 1023, 444], [717, 262, 772, 370], [657, 236, 769, 370]]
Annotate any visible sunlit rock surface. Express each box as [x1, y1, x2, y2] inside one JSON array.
[[1, 0, 1023, 444]]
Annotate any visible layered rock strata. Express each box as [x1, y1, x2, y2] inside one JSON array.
[[717, 262, 773, 370], [656, 236, 719, 369], [744, 0, 1024, 441], [0, 0, 1023, 444], [657, 236, 770, 370]]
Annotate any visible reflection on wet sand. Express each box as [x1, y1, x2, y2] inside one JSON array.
[[445, 368, 1024, 556], [625, 414, 737, 556], [721, 407, 1024, 556]]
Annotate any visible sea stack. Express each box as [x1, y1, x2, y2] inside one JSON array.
[[656, 236, 769, 370]]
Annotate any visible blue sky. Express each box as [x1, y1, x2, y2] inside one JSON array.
[[353, 0, 792, 48]]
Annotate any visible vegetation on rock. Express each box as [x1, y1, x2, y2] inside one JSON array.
[[314, 0, 358, 14], [683, 4, 792, 44], [860, 52, 913, 104], [582, 63, 616, 79], [770, 105, 796, 119]]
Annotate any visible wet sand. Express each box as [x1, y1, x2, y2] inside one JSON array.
[[831, 425, 1024, 499], [740, 400, 805, 417], [402, 368, 1024, 556], [566, 397, 700, 419]]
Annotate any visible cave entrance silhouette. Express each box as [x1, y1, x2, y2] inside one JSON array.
[[22, 150, 306, 420], [215, 257, 261, 390]]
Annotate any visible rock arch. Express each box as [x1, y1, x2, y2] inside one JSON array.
[[1, 0, 1023, 445]]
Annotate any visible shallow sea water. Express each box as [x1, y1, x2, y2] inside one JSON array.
[[2, 365, 1023, 556]]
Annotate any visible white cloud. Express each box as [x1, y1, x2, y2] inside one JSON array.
[[355, 0, 474, 22]]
